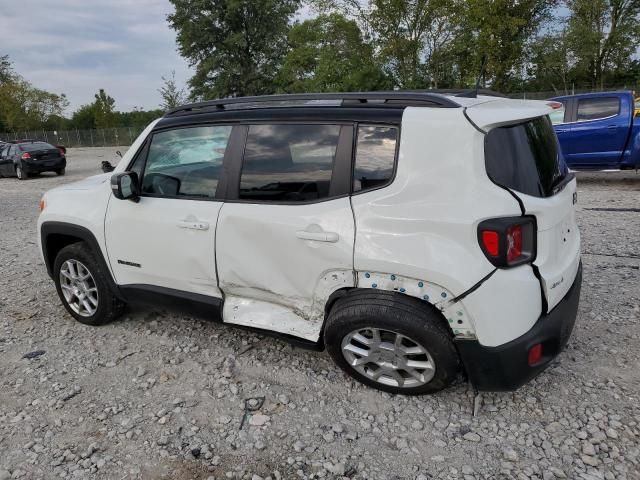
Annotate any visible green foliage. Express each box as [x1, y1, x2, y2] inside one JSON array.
[[159, 70, 188, 110], [168, 0, 300, 99], [565, 0, 640, 89], [279, 13, 391, 92], [0, 56, 69, 132]]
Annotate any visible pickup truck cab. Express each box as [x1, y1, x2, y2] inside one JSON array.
[[38, 92, 582, 395], [549, 91, 640, 170]]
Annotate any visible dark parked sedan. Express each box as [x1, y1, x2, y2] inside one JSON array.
[[0, 141, 66, 179]]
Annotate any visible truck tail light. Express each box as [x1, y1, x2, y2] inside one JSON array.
[[21, 152, 31, 160], [478, 216, 536, 268]]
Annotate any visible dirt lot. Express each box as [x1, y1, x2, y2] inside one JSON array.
[[0, 147, 639, 480]]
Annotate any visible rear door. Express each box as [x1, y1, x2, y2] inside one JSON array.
[[215, 123, 355, 341], [565, 96, 628, 168], [484, 116, 580, 311]]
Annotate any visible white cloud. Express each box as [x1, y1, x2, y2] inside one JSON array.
[[2, 0, 192, 114]]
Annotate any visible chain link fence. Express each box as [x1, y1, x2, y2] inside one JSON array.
[[0, 126, 146, 148]]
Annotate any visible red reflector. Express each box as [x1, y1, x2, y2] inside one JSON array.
[[506, 224, 522, 263], [21, 152, 31, 160], [481, 231, 500, 256], [528, 343, 543, 365]]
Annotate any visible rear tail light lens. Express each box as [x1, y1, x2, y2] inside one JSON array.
[[478, 216, 536, 268], [21, 152, 31, 160], [57, 147, 66, 157]]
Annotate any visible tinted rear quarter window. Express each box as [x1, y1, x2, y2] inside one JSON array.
[[576, 97, 619, 121], [239, 124, 340, 202], [353, 125, 398, 193], [485, 116, 568, 198]]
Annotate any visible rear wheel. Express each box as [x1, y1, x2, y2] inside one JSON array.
[[324, 289, 459, 395], [53, 242, 126, 326], [55, 168, 65, 176], [15, 165, 27, 180]]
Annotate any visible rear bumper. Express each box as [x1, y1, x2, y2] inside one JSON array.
[[22, 158, 66, 173], [456, 262, 582, 391]]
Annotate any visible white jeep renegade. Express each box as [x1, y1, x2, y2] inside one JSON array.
[[38, 92, 582, 395]]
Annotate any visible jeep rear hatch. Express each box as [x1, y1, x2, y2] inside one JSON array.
[[470, 101, 581, 312]]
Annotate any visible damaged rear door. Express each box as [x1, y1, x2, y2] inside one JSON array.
[[216, 123, 355, 341]]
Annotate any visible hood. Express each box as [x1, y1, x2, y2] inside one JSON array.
[[52, 173, 111, 193]]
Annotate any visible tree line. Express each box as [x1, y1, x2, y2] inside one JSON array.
[[0, 59, 183, 133], [170, 0, 640, 98], [2, 0, 639, 133]]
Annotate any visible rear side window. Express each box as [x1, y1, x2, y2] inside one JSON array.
[[485, 116, 568, 198], [239, 124, 340, 202], [576, 97, 619, 121], [141, 125, 231, 199], [353, 125, 398, 193]]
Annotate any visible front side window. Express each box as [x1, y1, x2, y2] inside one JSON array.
[[239, 124, 340, 202], [353, 125, 398, 192], [577, 97, 619, 121], [141, 125, 232, 199]]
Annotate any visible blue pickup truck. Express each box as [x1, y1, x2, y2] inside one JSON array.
[[549, 91, 640, 170]]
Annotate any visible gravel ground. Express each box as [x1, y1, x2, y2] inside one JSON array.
[[0, 147, 639, 480]]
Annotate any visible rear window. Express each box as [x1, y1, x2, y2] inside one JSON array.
[[576, 97, 619, 121], [19, 142, 55, 152], [485, 116, 569, 198]]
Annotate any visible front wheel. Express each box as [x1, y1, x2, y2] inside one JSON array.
[[324, 289, 459, 395], [53, 242, 126, 326]]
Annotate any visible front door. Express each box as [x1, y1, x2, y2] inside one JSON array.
[[104, 124, 233, 298], [215, 123, 356, 341]]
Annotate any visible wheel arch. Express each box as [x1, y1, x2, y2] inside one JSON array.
[[40, 221, 124, 299]]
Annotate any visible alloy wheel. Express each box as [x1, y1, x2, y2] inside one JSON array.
[[59, 259, 99, 317], [341, 328, 436, 388]]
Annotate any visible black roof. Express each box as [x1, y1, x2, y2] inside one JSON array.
[[165, 91, 461, 117]]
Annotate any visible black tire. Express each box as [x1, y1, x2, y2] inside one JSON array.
[[55, 168, 65, 176], [15, 164, 27, 180], [324, 289, 459, 395], [53, 242, 126, 326]]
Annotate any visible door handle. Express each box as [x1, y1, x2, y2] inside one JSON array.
[[177, 220, 210, 231], [296, 230, 339, 243], [607, 125, 618, 130]]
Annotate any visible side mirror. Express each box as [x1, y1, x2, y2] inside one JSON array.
[[111, 172, 140, 202]]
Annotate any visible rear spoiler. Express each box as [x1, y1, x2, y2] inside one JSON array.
[[465, 99, 556, 132]]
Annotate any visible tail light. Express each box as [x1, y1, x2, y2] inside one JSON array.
[[478, 216, 536, 268], [57, 147, 66, 157], [21, 152, 31, 160]]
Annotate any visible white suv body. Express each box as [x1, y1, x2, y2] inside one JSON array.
[[38, 92, 582, 394]]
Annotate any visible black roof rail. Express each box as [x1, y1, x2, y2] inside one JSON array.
[[164, 91, 461, 117]]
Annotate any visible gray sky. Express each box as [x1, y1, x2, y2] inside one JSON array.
[[2, 0, 192, 114]]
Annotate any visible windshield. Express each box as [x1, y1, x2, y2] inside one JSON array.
[[484, 116, 569, 198]]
